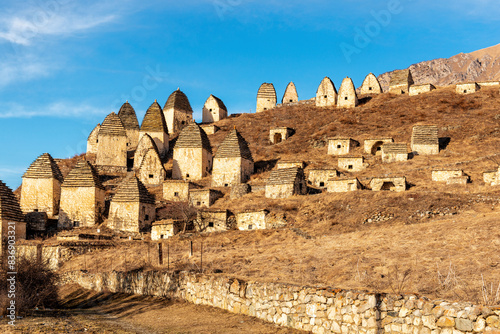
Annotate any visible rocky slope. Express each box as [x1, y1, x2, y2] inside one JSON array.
[[378, 43, 500, 91]]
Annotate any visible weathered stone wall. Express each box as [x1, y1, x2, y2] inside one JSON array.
[[483, 171, 497, 185], [125, 128, 140, 151], [389, 84, 411, 95], [196, 210, 228, 232], [316, 77, 337, 107], [478, 81, 500, 87], [364, 138, 394, 155], [338, 157, 365, 172], [189, 190, 221, 208], [172, 147, 212, 181], [87, 124, 100, 155], [20, 177, 61, 218], [413, 144, 439, 155], [432, 170, 463, 182], [307, 169, 338, 188], [382, 152, 408, 163], [164, 108, 193, 134], [235, 211, 267, 230], [338, 77, 358, 108], [360, 73, 382, 95], [409, 84, 436, 96], [58, 187, 105, 228], [327, 178, 361, 193], [456, 83, 480, 94], [328, 139, 355, 156], [96, 134, 127, 168], [107, 202, 155, 233], [202, 97, 227, 123], [282, 82, 299, 104], [270, 128, 293, 144], [200, 124, 219, 135], [277, 161, 305, 169], [139, 131, 169, 158], [163, 181, 191, 201], [138, 149, 166, 186], [265, 174, 306, 199], [212, 157, 253, 187], [63, 270, 500, 334], [151, 221, 180, 240], [370, 177, 406, 192]]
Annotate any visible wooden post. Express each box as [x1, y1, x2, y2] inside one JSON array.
[[201, 242, 203, 273], [190, 240, 193, 257], [158, 243, 163, 266], [167, 243, 170, 272]]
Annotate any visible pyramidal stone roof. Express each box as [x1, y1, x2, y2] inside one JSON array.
[[175, 123, 212, 153], [267, 167, 303, 185], [316, 77, 337, 95], [257, 83, 276, 99], [112, 176, 155, 204], [0, 180, 24, 222], [383, 143, 408, 154], [164, 89, 193, 114], [100, 112, 127, 137], [118, 101, 140, 130], [141, 100, 169, 134], [412, 125, 438, 145], [87, 123, 101, 141], [62, 161, 104, 189], [215, 129, 253, 161], [207, 94, 227, 111], [23, 153, 63, 182], [390, 69, 414, 86]]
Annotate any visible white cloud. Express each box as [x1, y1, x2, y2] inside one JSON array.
[[0, 101, 109, 119], [0, 57, 52, 87], [0, 2, 117, 46]]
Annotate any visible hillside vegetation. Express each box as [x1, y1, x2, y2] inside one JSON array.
[[58, 86, 500, 305]]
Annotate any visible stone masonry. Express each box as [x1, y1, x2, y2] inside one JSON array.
[[139, 100, 169, 158], [360, 73, 382, 95], [364, 138, 394, 155], [456, 82, 480, 95], [409, 84, 436, 96], [328, 138, 359, 156], [315, 77, 337, 107], [411, 125, 439, 155], [382, 143, 408, 163], [202, 94, 227, 123], [389, 69, 414, 94], [256, 83, 277, 113], [370, 177, 406, 192], [337, 77, 358, 108], [163, 89, 194, 134], [327, 177, 361, 193], [282, 82, 299, 104], [270, 127, 294, 144]]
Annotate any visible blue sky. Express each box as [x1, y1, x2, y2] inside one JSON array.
[[0, 0, 499, 189]]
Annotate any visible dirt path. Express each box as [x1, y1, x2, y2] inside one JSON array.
[[0, 284, 305, 334]]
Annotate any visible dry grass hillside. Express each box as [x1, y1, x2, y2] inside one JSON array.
[[59, 86, 500, 305]]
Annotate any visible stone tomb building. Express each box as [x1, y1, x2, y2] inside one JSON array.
[[189, 189, 223, 208], [338, 156, 366, 172], [370, 177, 406, 192], [0, 180, 26, 256], [364, 138, 394, 155], [196, 209, 228, 233], [235, 210, 269, 231], [163, 180, 194, 202], [265, 167, 306, 199], [107, 176, 156, 233], [163, 89, 194, 134], [276, 161, 305, 169], [20, 153, 63, 218], [172, 123, 212, 181], [327, 177, 361, 193], [432, 169, 468, 184], [200, 124, 219, 135], [212, 129, 254, 187], [202, 95, 227, 124], [96, 112, 128, 172], [140, 100, 169, 158], [456, 82, 480, 95], [483, 166, 500, 186], [133, 134, 158, 171], [382, 143, 408, 163], [411, 125, 439, 155], [337, 77, 358, 108], [269, 127, 293, 144], [117, 101, 140, 151], [86, 124, 100, 156], [151, 219, 182, 240], [315, 77, 337, 107], [281, 82, 298, 104], [409, 84, 436, 96], [137, 146, 166, 186], [256, 83, 277, 113], [359, 73, 382, 95], [328, 138, 359, 156], [389, 69, 414, 94], [307, 169, 339, 188], [58, 161, 105, 229]]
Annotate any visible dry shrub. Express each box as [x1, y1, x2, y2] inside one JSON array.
[[14, 257, 58, 314]]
